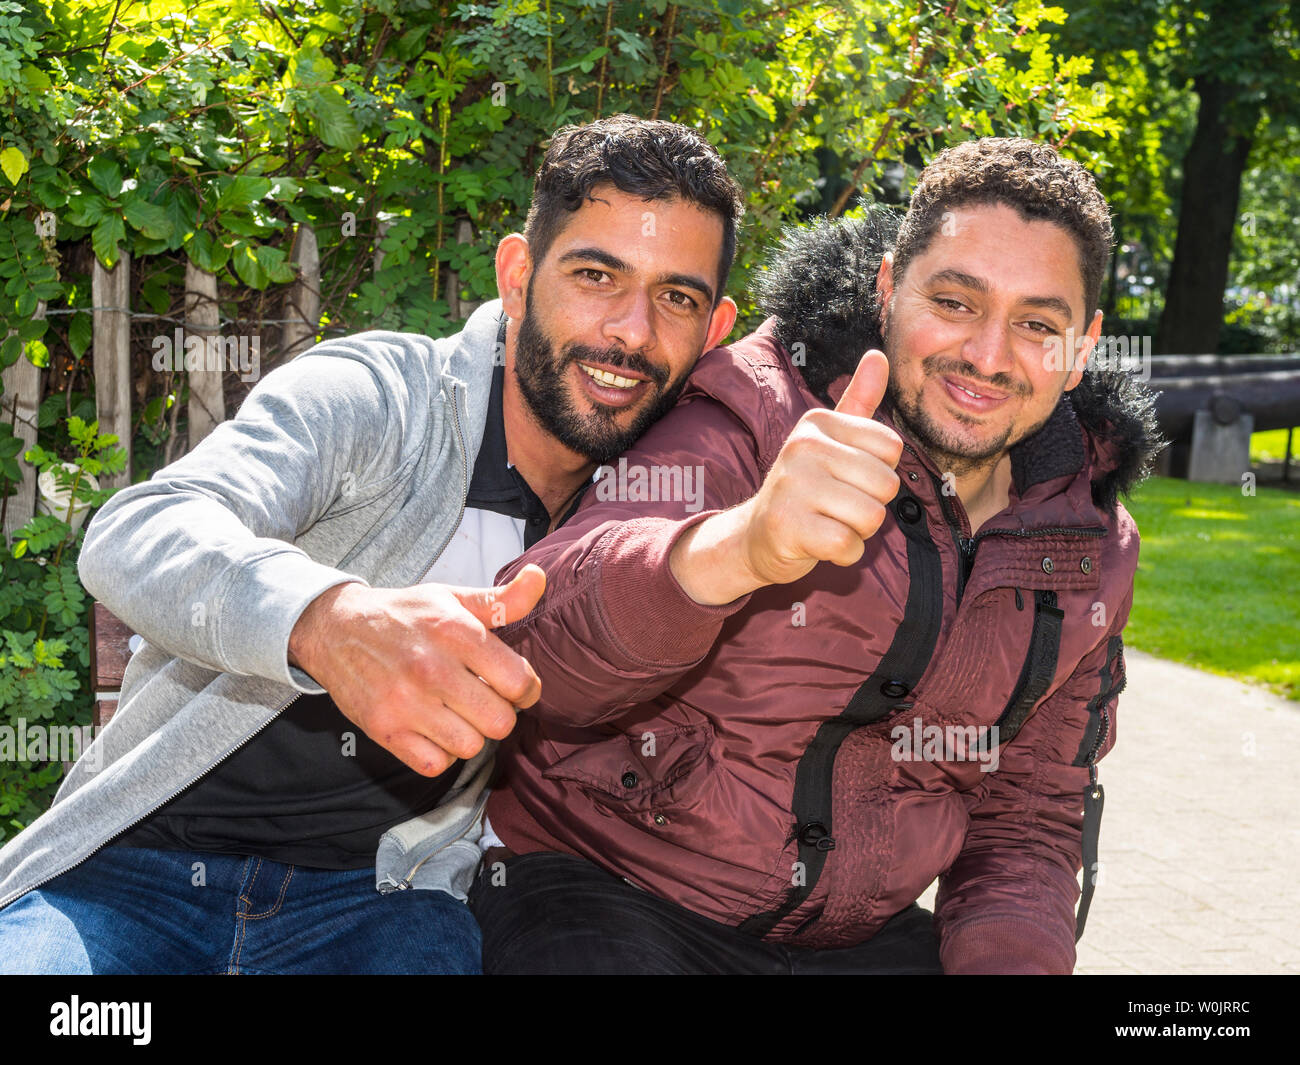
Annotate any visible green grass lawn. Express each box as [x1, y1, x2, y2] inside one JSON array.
[[1121, 476, 1299, 700], [1251, 427, 1298, 465]]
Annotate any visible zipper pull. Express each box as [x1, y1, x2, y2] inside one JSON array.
[[1076, 765, 1105, 941]]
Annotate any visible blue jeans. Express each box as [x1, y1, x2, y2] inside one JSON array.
[[0, 844, 481, 974]]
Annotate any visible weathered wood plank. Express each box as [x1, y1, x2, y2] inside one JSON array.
[[90, 600, 134, 693], [91, 254, 132, 489], [1, 300, 45, 543], [283, 223, 321, 360], [184, 261, 224, 447]]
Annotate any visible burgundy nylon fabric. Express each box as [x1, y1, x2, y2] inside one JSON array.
[[488, 321, 1137, 974]]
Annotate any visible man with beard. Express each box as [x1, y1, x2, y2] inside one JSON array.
[[474, 138, 1161, 974], [0, 114, 740, 975]]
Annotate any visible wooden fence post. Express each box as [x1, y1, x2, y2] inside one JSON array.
[[373, 212, 395, 275], [1, 300, 45, 543], [282, 223, 321, 360], [184, 261, 224, 448], [91, 253, 132, 490]]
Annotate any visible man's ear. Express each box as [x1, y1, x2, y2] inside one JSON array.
[[702, 296, 738, 353], [496, 234, 531, 319], [875, 252, 895, 335], [1065, 309, 1104, 392]]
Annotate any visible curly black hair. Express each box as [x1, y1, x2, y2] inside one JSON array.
[[892, 137, 1113, 316]]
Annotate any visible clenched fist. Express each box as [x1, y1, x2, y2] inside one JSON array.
[[670, 351, 903, 605], [288, 565, 547, 776]]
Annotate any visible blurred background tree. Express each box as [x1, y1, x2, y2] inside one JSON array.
[[1055, 0, 1300, 354]]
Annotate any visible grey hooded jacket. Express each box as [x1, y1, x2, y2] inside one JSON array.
[[0, 299, 509, 912]]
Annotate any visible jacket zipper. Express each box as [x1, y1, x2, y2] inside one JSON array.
[[1082, 673, 1120, 769], [1087, 708, 1110, 775], [2, 383, 471, 912], [906, 445, 1108, 605], [907, 447, 976, 604], [387, 782, 491, 891]]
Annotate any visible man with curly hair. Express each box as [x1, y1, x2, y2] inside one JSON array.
[[471, 137, 1162, 974]]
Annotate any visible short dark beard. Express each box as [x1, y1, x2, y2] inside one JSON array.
[[513, 281, 690, 466], [883, 328, 1040, 478]]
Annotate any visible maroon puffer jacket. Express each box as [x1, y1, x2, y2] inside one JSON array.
[[488, 320, 1155, 974]]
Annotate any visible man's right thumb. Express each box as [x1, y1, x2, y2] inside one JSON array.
[[454, 565, 547, 628], [834, 350, 890, 419]]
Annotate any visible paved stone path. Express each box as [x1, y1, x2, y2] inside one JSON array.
[[918, 649, 1300, 974]]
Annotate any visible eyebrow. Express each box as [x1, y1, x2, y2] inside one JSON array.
[[926, 267, 1075, 320], [557, 246, 715, 306]]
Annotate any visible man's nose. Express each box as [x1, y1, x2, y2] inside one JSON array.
[[960, 316, 1015, 380], [601, 291, 655, 354]]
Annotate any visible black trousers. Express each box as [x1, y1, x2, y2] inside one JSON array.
[[468, 852, 943, 975]]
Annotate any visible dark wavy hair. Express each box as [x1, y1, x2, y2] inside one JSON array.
[[892, 137, 1114, 316], [753, 208, 901, 404], [523, 114, 746, 305]]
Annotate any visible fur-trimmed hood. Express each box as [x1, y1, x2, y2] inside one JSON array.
[[752, 212, 1164, 512]]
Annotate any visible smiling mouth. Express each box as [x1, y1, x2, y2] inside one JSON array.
[[941, 373, 1014, 400], [945, 377, 1006, 401], [578, 362, 645, 391]]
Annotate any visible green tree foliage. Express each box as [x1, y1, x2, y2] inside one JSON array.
[[1055, 0, 1300, 352], [2, 1, 1113, 353]]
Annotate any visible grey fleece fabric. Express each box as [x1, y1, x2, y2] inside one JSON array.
[[0, 300, 507, 911]]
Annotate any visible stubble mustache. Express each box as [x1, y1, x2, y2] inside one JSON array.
[[920, 355, 1031, 398]]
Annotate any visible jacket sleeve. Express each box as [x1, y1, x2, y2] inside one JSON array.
[[495, 387, 774, 727], [933, 584, 1133, 974], [77, 336, 422, 692]]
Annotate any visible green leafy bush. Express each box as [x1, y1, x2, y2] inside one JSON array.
[[0, 419, 125, 841]]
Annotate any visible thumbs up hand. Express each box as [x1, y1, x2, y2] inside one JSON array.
[[287, 566, 548, 777], [833, 348, 891, 419], [669, 351, 904, 604]]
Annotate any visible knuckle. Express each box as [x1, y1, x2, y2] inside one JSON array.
[[366, 708, 401, 744], [792, 413, 831, 446], [837, 529, 867, 565], [500, 672, 532, 706], [405, 643, 444, 685], [482, 705, 518, 740], [450, 731, 486, 761], [420, 749, 454, 777], [781, 432, 811, 461], [831, 525, 858, 557], [863, 500, 886, 535], [427, 720, 472, 762], [424, 610, 477, 651]]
